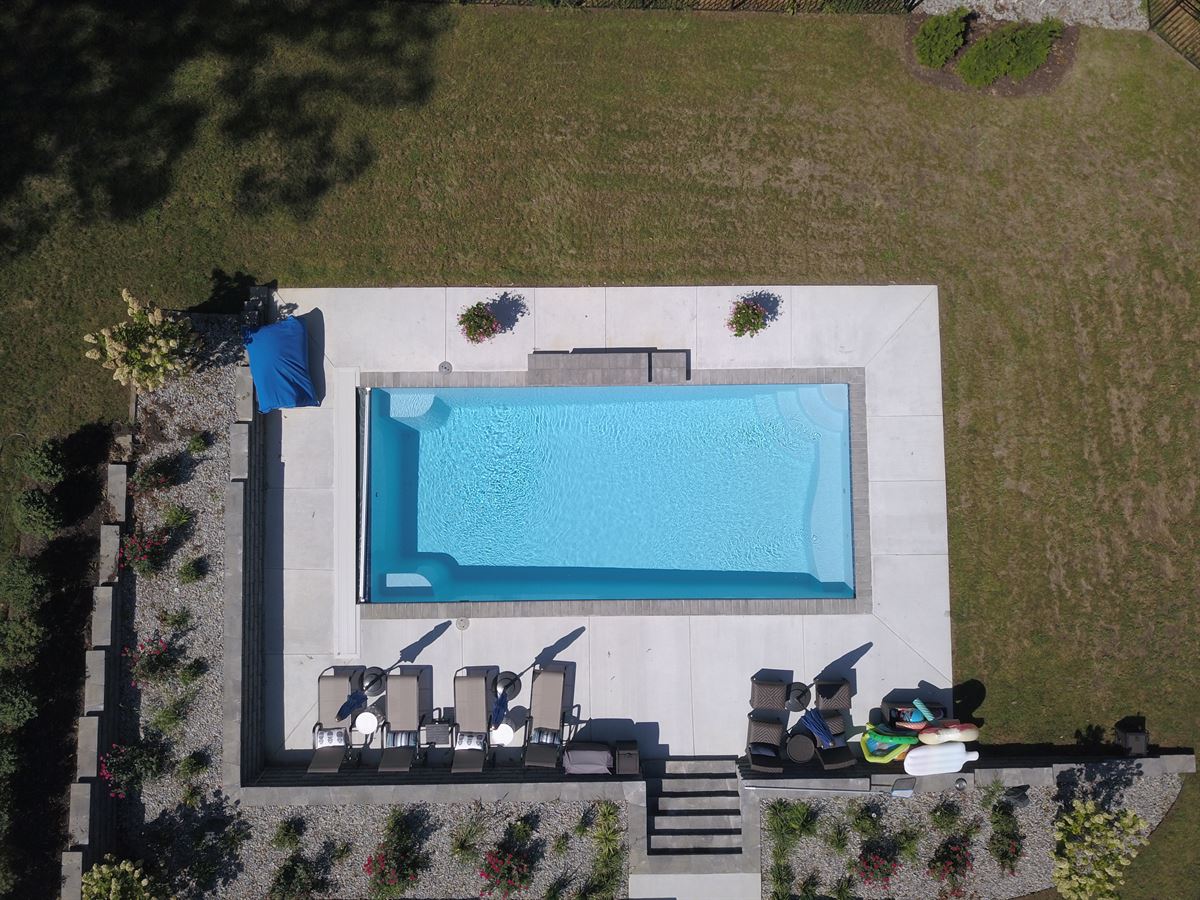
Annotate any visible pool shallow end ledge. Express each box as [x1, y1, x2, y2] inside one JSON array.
[[266, 285, 948, 677]]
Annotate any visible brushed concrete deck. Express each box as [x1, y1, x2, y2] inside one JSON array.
[[265, 286, 950, 761]]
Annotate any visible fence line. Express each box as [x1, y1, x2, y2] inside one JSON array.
[[451, 0, 917, 15], [1149, 0, 1200, 67]]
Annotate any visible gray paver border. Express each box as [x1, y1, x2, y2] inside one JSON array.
[[357, 365, 870, 618]]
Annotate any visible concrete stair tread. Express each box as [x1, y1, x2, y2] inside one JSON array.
[[650, 832, 742, 851], [656, 794, 741, 812], [653, 813, 741, 831], [660, 757, 737, 775], [656, 776, 738, 793]]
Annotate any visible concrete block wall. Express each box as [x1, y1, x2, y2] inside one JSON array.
[[61, 463, 126, 898]]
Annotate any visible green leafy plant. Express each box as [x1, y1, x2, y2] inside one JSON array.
[[544, 871, 572, 900], [119, 527, 170, 576], [988, 800, 1025, 875], [823, 820, 850, 854], [957, 19, 1063, 88], [130, 453, 181, 496], [450, 801, 488, 862], [830, 873, 857, 900], [272, 816, 305, 852], [0, 557, 45, 671], [178, 657, 207, 687], [854, 845, 900, 889], [457, 301, 501, 344], [931, 799, 961, 833], [186, 431, 211, 455], [915, 8, 969, 68], [83, 289, 198, 391], [1052, 799, 1147, 900], [16, 439, 65, 485], [894, 825, 921, 864], [181, 782, 203, 809], [768, 858, 794, 900], [331, 840, 353, 864], [99, 740, 166, 799], [363, 807, 430, 897], [178, 556, 205, 585], [928, 833, 974, 886], [11, 489, 62, 537], [163, 503, 192, 529], [506, 814, 535, 847], [176, 749, 210, 781], [156, 605, 192, 631], [81, 855, 164, 900], [726, 296, 769, 337], [979, 778, 1006, 808], [576, 798, 626, 900], [552, 831, 570, 855], [0, 677, 36, 733], [848, 800, 883, 838]]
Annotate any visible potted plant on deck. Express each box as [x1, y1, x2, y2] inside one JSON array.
[[457, 301, 502, 344], [727, 291, 778, 338]]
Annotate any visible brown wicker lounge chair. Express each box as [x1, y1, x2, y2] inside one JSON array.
[[308, 667, 362, 775], [379, 669, 425, 773], [524, 665, 567, 769], [750, 674, 788, 711], [452, 671, 491, 773], [746, 715, 786, 774]]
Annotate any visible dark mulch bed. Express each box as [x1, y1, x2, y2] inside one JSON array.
[[904, 13, 1079, 97]]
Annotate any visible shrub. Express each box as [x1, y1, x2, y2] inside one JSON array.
[[157, 605, 192, 632], [268, 853, 320, 899], [915, 8, 969, 68], [0, 557, 45, 671], [272, 816, 305, 852], [987, 800, 1024, 875], [506, 814, 535, 847], [931, 799, 961, 832], [17, 439, 65, 485], [123, 636, 179, 687], [457, 301, 501, 344], [120, 527, 170, 576], [957, 19, 1063, 88], [928, 834, 974, 885], [727, 297, 769, 337], [478, 848, 532, 899], [130, 453, 181, 496], [848, 800, 884, 838], [450, 801, 488, 862], [0, 678, 35, 733], [176, 750, 210, 781], [363, 807, 430, 897], [0, 611, 44, 672], [99, 740, 166, 799], [186, 431, 211, 455], [0, 736, 19, 778], [1052, 799, 1147, 900], [178, 657, 207, 687], [149, 693, 192, 734], [12, 489, 62, 537], [854, 847, 900, 889], [81, 856, 164, 900], [0, 556, 44, 615], [163, 503, 192, 529], [83, 289, 198, 391], [552, 831, 570, 855]]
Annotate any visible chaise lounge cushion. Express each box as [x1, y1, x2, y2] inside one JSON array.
[[563, 742, 613, 775]]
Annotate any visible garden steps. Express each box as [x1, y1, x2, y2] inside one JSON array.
[[646, 756, 743, 857]]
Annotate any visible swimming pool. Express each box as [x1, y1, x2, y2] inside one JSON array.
[[364, 384, 854, 603]]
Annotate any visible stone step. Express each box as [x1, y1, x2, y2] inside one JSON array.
[[649, 831, 743, 852], [662, 757, 737, 775], [657, 776, 738, 794], [653, 813, 741, 832], [656, 794, 741, 813]]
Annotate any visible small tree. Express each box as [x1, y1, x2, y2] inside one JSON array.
[[11, 489, 62, 538], [914, 8, 969, 68], [1052, 800, 1147, 900], [16, 439, 66, 485], [81, 856, 165, 900], [83, 289, 197, 391]]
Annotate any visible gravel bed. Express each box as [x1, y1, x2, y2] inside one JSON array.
[[760, 768, 1182, 899], [920, 0, 1147, 30], [115, 316, 630, 899]]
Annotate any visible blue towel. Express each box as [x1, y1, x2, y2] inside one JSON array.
[[802, 709, 835, 749], [491, 691, 509, 728]]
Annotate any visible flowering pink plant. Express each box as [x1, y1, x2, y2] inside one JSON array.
[[98, 741, 164, 799], [727, 297, 769, 337], [458, 302, 502, 344], [122, 636, 176, 686], [478, 849, 532, 898], [119, 526, 169, 576], [855, 849, 900, 887], [363, 807, 429, 897]]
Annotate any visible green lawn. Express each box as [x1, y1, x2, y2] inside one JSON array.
[[1, 4, 1197, 893]]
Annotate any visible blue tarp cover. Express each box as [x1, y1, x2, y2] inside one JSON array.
[[243, 316, 319, 413]]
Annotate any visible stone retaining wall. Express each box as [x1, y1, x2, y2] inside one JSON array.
[[60, 465, 127, 900]]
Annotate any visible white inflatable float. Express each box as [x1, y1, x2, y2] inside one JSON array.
[[902, 742, 979, 776]]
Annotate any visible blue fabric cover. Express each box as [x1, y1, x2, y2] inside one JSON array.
[[243, 316, 319, 413]]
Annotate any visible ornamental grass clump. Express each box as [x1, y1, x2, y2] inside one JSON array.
[[915, 8, 969, 68], [81, 855, 164, 900], [458, 301, 501, 344], [83, 289, 197, 391], [363, 807, 430, 898], [130, 453, 182, 496], [1052, 799, 1147, 900], [120, 527, 170, 576]]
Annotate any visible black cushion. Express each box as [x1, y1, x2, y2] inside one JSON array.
[[749, 742, 780, 758]]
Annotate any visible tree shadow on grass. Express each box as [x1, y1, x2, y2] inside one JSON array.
[[0, 0, 451, 255]]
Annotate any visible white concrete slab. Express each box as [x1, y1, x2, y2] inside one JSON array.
[[630, 872, 760, 900], [264, 488, 336, 571], [533, 287, 606, 351], [866, 415, 947, 482], [264, 569, 336, 654], [870, 554, 953, 680], [694, 286, 792, 369], [869, 480, 950, 556], [790, 285, 931, 367], [445, 287, 535, 371], [604, 286, 697, 350], [265, 405, 335, 490], [865, 292, 944, 416]]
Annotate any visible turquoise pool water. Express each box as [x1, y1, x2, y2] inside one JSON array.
[[366, 384, 854, 602]]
